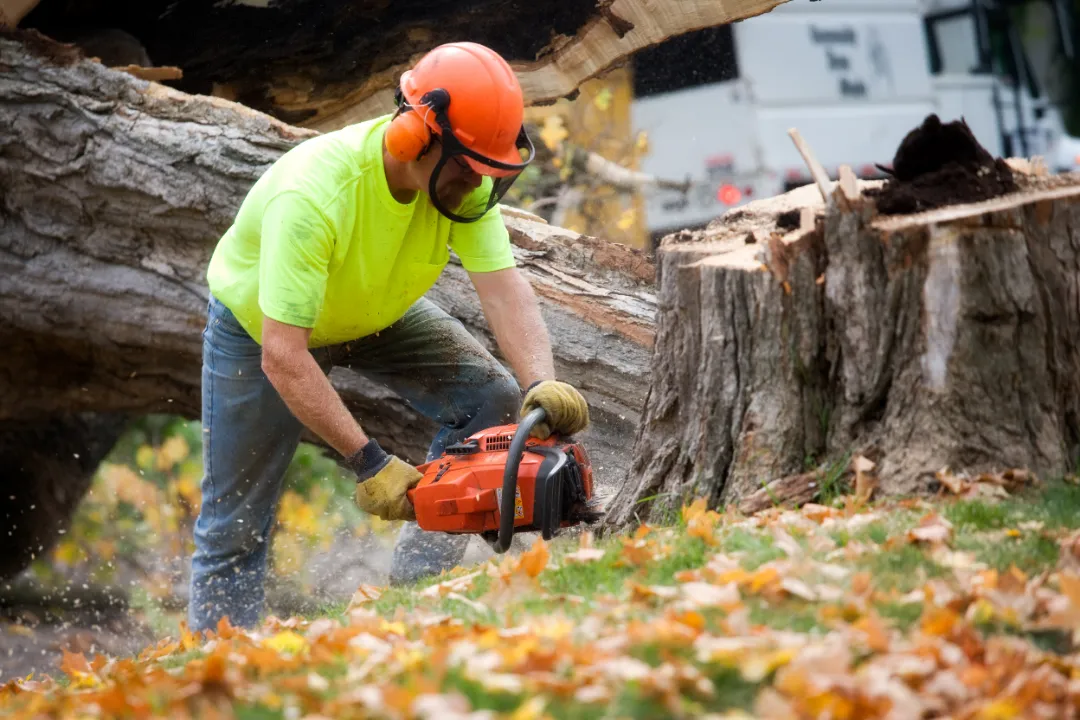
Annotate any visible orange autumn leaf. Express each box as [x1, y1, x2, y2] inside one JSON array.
[[348, 584, 383, 610], [852, 613, 891, 653], [921, 606, 961, 637], [681, 497, 709, 524], [59, 649, 91, 677], [619, 537, 656, 566], [517, 538, 550, 578]]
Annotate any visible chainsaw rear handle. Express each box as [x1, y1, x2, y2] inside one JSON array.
[[492, 406, 547, 554]]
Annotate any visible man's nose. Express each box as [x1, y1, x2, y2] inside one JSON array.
[[465, 171, 483, 189]]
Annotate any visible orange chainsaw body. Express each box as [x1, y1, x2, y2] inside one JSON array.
[[405, 422, 594, 538]]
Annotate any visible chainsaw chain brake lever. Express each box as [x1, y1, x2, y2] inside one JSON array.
[[492, 406, 547, 554]]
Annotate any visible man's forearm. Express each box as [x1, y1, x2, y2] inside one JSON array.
[[263, 350, 368, 457], [480, 271, 556, 389], [501, 300, 555, 389]]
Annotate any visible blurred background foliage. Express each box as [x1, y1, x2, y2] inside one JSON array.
[[27, 414, 394, 604]]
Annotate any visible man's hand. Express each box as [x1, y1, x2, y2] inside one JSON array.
[[346, 439, 422, 521], [520, 380, 590, 439]]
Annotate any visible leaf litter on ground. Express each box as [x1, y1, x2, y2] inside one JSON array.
[[6, 479, 1080, 718]]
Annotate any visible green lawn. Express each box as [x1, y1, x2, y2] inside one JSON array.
[[5, 480, 1080, 719]]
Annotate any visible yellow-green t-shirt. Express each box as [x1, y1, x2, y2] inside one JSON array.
[[205, 114, 516, 347]]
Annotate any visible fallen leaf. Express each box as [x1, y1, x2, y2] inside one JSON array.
[[347, 584, 383, 610], [562, 547, 606, 564], [263, 631, 308, 655], [853, 455, 877, 505], [517, 538, 550, 578], [680, 582, 741, 609], [909, 512, 954, 546]]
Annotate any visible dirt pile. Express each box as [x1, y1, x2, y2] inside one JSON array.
[[867, 114, 1018, 215]]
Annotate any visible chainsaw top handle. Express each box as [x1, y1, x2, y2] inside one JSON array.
[[493, 406, 547, 554]]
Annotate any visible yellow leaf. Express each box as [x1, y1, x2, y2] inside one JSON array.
[[156, 435, 190, 471], [741, 647, 798, 682], [968, 598, 996, 625], [977, 699, 1021, 719], [539, 115, 568, 152], [616, 208, 637, 231], [135, 444, 155, 471], [263, 630, 307, 655], [510, 696, 547, 720], [53, 539, 83, 566], [634, 130, 650, 156], [593, 87, 613, 111]]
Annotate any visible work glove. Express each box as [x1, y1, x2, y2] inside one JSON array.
[[520, 380, 590, 440], [346, 439, 422, 522]]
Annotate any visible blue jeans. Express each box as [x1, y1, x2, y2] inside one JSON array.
[[188, 294, 520, 632]]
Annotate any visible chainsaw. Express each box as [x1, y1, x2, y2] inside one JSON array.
[[406, 408, 602, 553]]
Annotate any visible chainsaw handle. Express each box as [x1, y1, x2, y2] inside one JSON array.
[[493, 406, 547, 554]]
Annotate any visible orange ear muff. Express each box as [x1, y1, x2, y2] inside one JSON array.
[[385, 108, 431, 163]]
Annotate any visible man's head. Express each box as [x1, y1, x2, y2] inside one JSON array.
[[383, 42, 535, 223]]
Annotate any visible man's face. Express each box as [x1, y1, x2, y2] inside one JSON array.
[[419, 138, 485, 212]]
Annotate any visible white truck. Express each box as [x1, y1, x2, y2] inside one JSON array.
[[632, 0, 1080, 236]]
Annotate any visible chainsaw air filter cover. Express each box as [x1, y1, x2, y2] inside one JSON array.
[[407, 422, 595, 541]]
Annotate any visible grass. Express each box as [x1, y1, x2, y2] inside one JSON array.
[[8, 479, 1080, 719]]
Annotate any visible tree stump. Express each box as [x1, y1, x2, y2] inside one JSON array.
[[604, 127, 1080, 526]]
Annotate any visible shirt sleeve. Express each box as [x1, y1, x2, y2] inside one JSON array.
[[449, 200, 517, 273], [258, 191, 336, 328]]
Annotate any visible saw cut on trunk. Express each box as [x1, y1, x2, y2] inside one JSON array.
[[0, 32, 656, 579], [604, 114, 1080, 528]]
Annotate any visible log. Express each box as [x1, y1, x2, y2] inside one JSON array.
[[0, 33, 656, 578], [604, 117, 1080, 527], [18, 0, 790, 129]]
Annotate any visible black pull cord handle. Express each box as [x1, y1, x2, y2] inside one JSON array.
[[493, 407, 547, 553]]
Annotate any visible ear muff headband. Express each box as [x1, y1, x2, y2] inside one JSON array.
[[385, 88, 451, 163]]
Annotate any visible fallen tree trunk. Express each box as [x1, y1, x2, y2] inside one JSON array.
[[17, 0, 789, 128], [604, 132, 1080, 527], [0, 33, 655, 578]]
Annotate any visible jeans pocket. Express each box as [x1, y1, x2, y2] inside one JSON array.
[[206, 298, 260, 359]]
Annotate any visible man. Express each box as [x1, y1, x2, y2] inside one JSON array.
[[188, 41, 590, 633]]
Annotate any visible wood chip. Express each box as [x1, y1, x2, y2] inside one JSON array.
[[112, 65, 184, 82]]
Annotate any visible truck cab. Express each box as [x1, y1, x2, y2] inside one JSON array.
[[632, 0, 1079, 238]]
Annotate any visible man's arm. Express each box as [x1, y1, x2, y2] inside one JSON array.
[[469, 266, 556, 389], [261, 317, 369, 458]]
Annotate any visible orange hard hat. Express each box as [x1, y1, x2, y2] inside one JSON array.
[[396, 41, 528, 177], [386, 41, 535, 223]]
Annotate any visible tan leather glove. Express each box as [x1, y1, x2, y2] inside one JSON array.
[[520, 380, 590, 439], [347, 440, 422, 521]]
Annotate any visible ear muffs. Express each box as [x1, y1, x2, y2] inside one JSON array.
[[385, 87, 451, 163], [385, 109, 431, 163]]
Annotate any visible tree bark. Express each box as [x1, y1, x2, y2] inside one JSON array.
[[17, 0, 790, 129], [0, 33, 656, 578], [298, 0, 792, 132], [604, 169, 1080, 528]]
